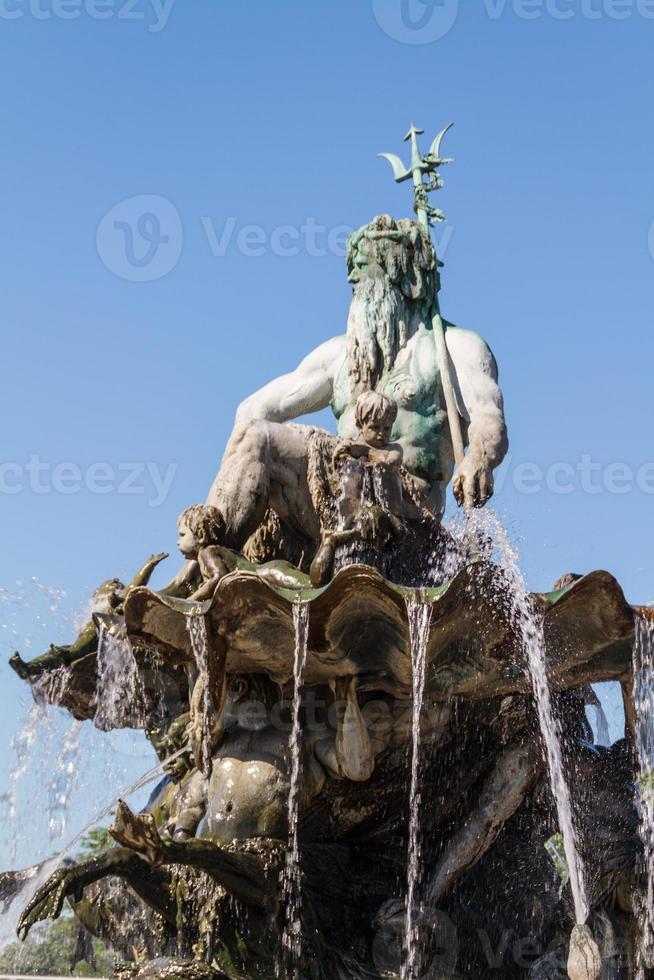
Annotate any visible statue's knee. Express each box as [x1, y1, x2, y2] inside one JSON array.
[[230, 419, 271, 461]]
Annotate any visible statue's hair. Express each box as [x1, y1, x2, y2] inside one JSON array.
[[345, 214, 440, 299], [178, 504, 225, 547], [354, 391, 398, 430], [345, 215, 440, 389]]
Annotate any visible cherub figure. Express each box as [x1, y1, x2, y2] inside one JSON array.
[[335, 389, 405, 515], [176, 504, 241, 601], [310, 391, 421, 586], [177, 503, 312, 596]]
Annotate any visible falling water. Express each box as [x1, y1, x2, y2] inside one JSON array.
[[5, 703, 48, 859], [402, 596, 433, 980], [1, 575, 157, 944], [1, 577, 70, 855], [0, 746, 186, 948], [47, 718, 83, 841], [462, 510, 590, 925], [95, 624, 142, 731], [279, 602, 310, 979], [523, 601, 589, 924], [591, 698, 611, 747], [633, 615, 654, 975], [186, 614, 212, 777]]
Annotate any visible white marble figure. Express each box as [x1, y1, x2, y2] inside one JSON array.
[[205, 216, 508, 556]]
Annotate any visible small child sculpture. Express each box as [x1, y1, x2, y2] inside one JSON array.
[[335, 389, 405, 516], [177, 503, 311, 597], [310, 391, 420, 587], [176, 504, 241, 601]]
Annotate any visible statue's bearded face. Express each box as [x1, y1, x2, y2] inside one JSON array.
[[345, 216, 438, 389]]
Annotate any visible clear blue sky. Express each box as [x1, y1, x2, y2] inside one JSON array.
[[1, 0, 653, 869]]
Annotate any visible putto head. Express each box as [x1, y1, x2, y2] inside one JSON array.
[[177, 504, 225, 558], [354, 390, 398, 449]]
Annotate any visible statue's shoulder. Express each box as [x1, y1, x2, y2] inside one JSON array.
[[308, 334, 346, 370], [297, 334, 347, 385], [442, 322, 499, 379]]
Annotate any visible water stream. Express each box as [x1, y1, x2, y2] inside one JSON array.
[[0, 747, 185, 949], [402, 596, 433, 980], [47, 718, 83, 841], [95, 625, 143, 731], [186, 614, 212, 777], [462, 511, 590, 925], [591, 700, 611, 747], [524, 600, 589, 924], [279, 601, 310, 979], [5, 704, 48, 860], [633, 615, 654, 975]]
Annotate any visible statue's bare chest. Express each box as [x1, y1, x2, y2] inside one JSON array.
[[332, 331, 451, 482], [332, 330, 444, 421]]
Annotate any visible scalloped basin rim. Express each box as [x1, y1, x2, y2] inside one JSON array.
[[147, 563, 626, 617]]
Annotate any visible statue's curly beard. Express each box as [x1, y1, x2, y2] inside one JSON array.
[[346, 274, 413, 390]]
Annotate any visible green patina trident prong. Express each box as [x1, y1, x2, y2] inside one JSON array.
[[378, 122, 454, 235]]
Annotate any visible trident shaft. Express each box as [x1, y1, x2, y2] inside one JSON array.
[[378, 123, 465, 468]]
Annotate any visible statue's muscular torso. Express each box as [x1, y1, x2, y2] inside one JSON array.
[[331, 324, 455, 510], [210, 319, 506, 547]]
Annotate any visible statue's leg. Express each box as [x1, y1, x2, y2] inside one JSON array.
[[426, 740, 542, 904], [207, 421, 318, 549]]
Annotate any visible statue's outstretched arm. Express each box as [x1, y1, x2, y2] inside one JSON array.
[[234, 335, 344, 424], [10, 624, 97, 679], [444, 327, 509, 509], [108, 801, 276, 909], [128, 552, 169, 589], [17, 848, 176, 940]]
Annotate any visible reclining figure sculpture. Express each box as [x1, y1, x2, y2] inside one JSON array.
[[3, 126, 649, 980]]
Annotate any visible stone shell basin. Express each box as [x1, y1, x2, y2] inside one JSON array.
[[123, 563, 638, 702]]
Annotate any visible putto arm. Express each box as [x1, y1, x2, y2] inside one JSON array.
[[234, 336, 344, 425]]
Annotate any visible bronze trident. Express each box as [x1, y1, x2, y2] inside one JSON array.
[[378, 123, 465, 469], [378, 122, 453, 235]]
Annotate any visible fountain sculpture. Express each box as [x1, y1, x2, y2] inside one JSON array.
[[1, 124, 651, 979]]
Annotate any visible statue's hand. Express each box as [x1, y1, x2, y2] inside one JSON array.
[[452, 454, 494, 509], [129, 552, 170, 590], [17, 866, 82, 939], [332, 440, 355, 464], [109, 799, 164, 866]]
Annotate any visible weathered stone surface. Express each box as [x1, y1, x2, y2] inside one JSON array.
[[122, 564, 637, 702]]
